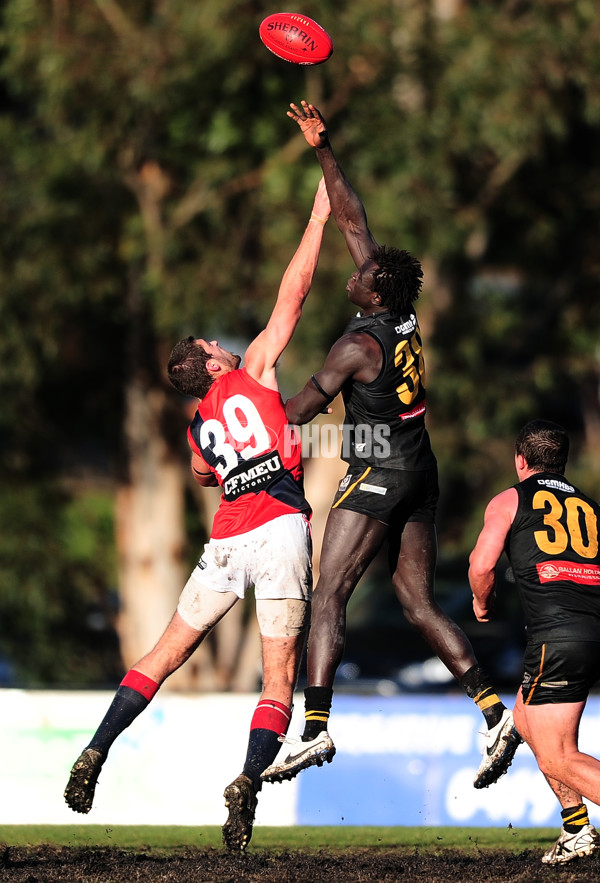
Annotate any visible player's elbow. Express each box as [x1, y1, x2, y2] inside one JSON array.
[[284, 400, 303, 425], [468, 560, 495, 595], [192, 469, 218, 487], [468, 557, 486, 580], [285, 397, 313, 425]]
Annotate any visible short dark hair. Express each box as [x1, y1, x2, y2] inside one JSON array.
[[167, 336, 213, 399], [371, 246, 423, 317], [515, 420, 570, 474]]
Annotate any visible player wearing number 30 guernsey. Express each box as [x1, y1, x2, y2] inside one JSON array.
[[469, 420, 600, 865], [63, 179, 331, 853]]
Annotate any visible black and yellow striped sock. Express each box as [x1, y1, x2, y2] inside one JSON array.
[[460, 665, 505, 728], [561, 803, 589, 834], [302, 686, 333, 741], [472, 686, 504, 728]]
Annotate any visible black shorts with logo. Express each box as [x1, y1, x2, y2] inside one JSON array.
[[331, 463, 439, 527], [521, 639, 600, 705]]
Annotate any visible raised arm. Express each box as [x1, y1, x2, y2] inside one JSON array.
[[285, 332, 382, 424], [468, 488, 518, 622], [244, 178, 330, 389], [288, 101, 378, 269]]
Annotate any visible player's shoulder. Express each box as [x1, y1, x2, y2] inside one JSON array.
[[485, 486, 519, 522], [324, 332, 379, 374], [237, 365, 282, 397], [333, 329, 381, 353]]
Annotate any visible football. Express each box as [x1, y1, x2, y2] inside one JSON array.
[[259, 13, 333, 65]]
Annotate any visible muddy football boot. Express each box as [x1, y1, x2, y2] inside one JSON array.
[[473, 709, 522, 789], [541, 824, 600, 865], [64, 748, 104, 814], [222, 774, 258, 852], [260, 731, 336, 784]]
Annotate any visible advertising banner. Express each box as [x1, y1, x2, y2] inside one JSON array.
[[1, 689, 598, 828]]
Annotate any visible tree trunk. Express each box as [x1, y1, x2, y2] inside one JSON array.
[[115, 380, 196, 688], [114, 374, 262, 693]]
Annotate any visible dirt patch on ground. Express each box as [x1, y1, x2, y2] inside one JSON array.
[[2, 845, 600, 882]]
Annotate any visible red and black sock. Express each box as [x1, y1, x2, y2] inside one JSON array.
[[242, 699, 292, 789], [87, 670, 159, 758]]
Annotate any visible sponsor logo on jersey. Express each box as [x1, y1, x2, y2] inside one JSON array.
[[400, 401, 426, 421], [223, 451, 285, 501], [395, 314, 417, 336], [537, 560, 600, 585], [358, 483, 387, 495], [536, 478, 575, 493]]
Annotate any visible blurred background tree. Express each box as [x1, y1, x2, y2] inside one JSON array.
[[0, 0, 598, 689]]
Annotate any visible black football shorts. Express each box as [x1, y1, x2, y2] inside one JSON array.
[[521, 639, 600, 705], [330, 463, 439, 526]]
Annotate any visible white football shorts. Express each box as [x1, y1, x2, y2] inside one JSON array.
[[177, 513, 312, 636], [180, 512, 312, 602]]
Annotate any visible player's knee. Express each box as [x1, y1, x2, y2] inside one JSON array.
[[314, 572, 356, 610], [395, 592, 429, 628], [256, 598, 309, 638], [536, 753, 562, 778]]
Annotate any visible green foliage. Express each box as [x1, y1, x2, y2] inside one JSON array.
[[0, 0, 599, 680], [0, 483, 121, 686]]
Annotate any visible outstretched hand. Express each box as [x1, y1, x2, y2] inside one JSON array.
[[288, 100, 328, 148]]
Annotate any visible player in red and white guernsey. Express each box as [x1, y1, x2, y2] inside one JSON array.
[[470, 420, 600, 865], [64, 179, 331, 852], [186, 361, 311, 540]]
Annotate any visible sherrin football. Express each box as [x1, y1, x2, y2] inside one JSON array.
[[259, 13, 333, 65]]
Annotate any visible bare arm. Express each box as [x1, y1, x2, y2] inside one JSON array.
[[191, 451, 219, 487], [244, 177, 330, 389], [468, 488, 518, 622], [288, 101, 378, 269], [285, 332, 381, 424]]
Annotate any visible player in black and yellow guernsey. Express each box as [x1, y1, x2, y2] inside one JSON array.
[[262, 100, 520, 789], [470, 420, 600, 865]]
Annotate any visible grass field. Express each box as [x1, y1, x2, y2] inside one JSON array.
[[2, 825, 600, 881], [0, 823, 559, 851]]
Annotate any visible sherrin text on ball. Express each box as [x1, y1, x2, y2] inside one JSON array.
[[259, 13, 333, 65]]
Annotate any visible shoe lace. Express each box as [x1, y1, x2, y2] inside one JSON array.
[[277, 733, 302, 745]]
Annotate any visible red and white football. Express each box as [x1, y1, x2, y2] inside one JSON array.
[[259, 13, 333, 65]]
